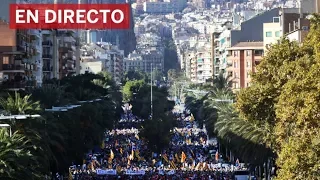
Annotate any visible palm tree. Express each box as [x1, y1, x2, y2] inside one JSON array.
[[0, 92, 41, 115], [212, 72, 232, 91], [0, 129, 45, 179]]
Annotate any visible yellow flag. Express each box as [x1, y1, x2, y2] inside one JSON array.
[[162, 154, 169, 163], [135, 150, 141, 161], [110, 150, 114, 160], [190, 114, 195, 121], [135, 134, 139, 140], [101, 140, 105, 149], [131, 149, 134, 160], [175, 153, 179, 162], [181, 152, 187, 163], [68, 168, 73, 180]]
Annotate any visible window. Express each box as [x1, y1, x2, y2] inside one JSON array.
[[266, 31, 272, 37], [234, 82, 239, 89], [234, 61, 237, 68], [246, 50, 251, 56], [2, 56, 9, 64], [246, 61, 251, 67], [266, 44, 271, 49], [234, 72, 238, 78], [247, 82, 250, 87], [247, 72, 250, 78], [233, 51, 238, 57], [275, 31, 280, 37], [273, 17, 280, 23]]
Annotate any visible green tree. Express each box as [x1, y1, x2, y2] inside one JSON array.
[[140, 114, 176, 153], [167, 69, 177, 81], [235, 15, 320, 179], [123, 70, 148, 82], [0, 129, 46, 179], [0, 92, 41, 115]]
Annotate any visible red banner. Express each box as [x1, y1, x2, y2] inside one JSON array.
[[9, 4, 130, 29]]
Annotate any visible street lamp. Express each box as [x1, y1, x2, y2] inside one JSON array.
[[150, 63, 153, 119]]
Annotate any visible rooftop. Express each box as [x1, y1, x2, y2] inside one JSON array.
[[228, 41, 264, 50]]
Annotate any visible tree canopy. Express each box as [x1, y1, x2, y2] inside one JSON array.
[[122, 78, 176, 152], [236, 15, 320, 179], [0, 72, 121, 178]]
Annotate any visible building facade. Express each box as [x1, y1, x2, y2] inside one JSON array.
[[226, 42, 264, 91]]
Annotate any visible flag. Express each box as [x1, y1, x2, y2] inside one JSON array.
[[135, 150, 141, 161], [175, 153, 179, 162], [131, 149, 134, 160], [190, 149, 195, 158], [215, 151, 219, 161], [162, 154, 169, 163], [110, 150, 114, 160], [101, 140, 105, 149], [68, 168, 73, 180], [135, 134, 139, 140], [181, 152, 187, 163], [170, 160, 177, 169], [190, 114, 195, 121], [119, 148, 123, 154]]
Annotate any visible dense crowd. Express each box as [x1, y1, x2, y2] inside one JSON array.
[[68, 104, 246, 180]]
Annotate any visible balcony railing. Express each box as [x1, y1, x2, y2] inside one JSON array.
[[43, 66, 53, 72], [0, 81, 26, 90], [42, 41, 53, 46], [42, 54, 52, 59], [2, 64, 25, 71]]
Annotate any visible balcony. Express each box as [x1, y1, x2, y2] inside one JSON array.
[[64, 36, 76, 43], [59, 43, 76, 52], [42, 41, 53, 46], [0, 81, 26, 90], [42, 54, 52, 59], [1, 64, 25, 72], [43, 66, 53, 72], [17, 45, 27, 52], [29, 29, 41, 39]]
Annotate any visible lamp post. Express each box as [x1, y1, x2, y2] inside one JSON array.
[[150, 63, 153, 119]]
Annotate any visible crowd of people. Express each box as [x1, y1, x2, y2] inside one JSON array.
[[68, 104, 247, 180]]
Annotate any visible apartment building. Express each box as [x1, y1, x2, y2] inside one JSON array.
[[57, 30, 78, 79], [194, 49, 212, 84], [143, 0, 187, 13], [226, 41, 264, 91], [80, 42, 124, 84], [0, 20, 44, 90], [184, 47, 212, 84], [124, 52, 144, 72], [286, 17, 311, 43], [263, 19, 281, 54]]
